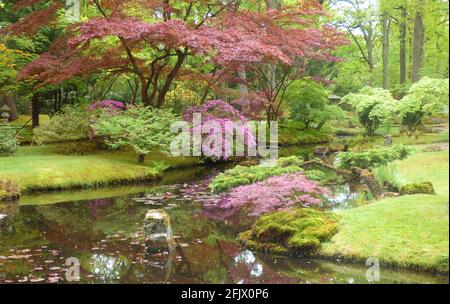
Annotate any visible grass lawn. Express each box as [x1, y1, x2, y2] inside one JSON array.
[[321, 150, 449, 273], [373, 131, 449, 146], [0, 144, 198, 193]]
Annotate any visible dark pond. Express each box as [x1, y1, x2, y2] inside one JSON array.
[[1, 164, 448, 284]]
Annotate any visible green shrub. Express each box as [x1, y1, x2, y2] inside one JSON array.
[[94, 104, 178, 163], [341, 87, 397, 136], [285, 79, 345, 131], [279, 122, 331, 145], [0, 128, 17, 155], [276, 155, 303, 167], [336, 145, 412, 169], [209, 156, 304, 193], [33, 104, 90, 144], [305, 169, 326, 181], [239, 208, 339, 255], [399, 182, 435, 195]]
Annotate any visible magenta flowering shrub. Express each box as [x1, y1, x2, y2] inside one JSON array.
[[183, 100, 256, 160], [217, 173, 329, 217], [89, 100, 126, 112]]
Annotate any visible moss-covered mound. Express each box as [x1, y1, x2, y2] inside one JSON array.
[[0, 179, 20, 202], [239, 208, 340, 255], [400, 182, 435, 195]]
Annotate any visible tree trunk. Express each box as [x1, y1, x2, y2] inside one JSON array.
[[238, 67, 248, 96], [301, 160, 383, 199], [411, 2, 424, 83], [155, 52, 187, 108], [1, 94, 18, 121], [140, 78, 151, 106], [138, 154, 145, 164], [382, 11, 390, 89], [31, 94, 40, 128], [399, 7, 407, 85]]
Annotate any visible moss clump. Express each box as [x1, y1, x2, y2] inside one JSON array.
[[0, 179, 20, 201], [239, 208, 339, 255], [399, 182, 435, 195]]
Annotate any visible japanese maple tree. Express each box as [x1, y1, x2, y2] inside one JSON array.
[[217, 172, 329, 217], [3, 0, 346, 109]]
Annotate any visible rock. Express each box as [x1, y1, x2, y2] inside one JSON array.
[[0, 179, 20, 202], [0, 214, 7, 225], [384, 135, 393, 146], [329, 139, 349, 153], [313, 146, 330, 158], [422, 144, 444, 153], [400, 182, 435, 195], [144, 209, 175, 254]]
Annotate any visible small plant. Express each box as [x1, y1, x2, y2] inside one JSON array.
[[0, 128, 17, 155], [373, 164, 401, 192]]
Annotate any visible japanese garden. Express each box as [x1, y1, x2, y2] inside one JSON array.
[[0, 0, 449, 284]]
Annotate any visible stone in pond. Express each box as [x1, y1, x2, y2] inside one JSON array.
[[144, 209, 175, 254]]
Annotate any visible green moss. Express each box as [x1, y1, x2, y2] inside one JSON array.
[[399, 182, 435, 195], [0, 179, 20, 201], [239, 208, 339, 255]]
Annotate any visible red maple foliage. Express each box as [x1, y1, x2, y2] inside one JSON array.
[[4, 0, 347, 108]]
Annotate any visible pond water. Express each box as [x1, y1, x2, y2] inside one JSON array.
[[1, 164, 448, 284]]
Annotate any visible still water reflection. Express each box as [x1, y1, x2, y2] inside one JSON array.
[[1, 166, 448, 284]]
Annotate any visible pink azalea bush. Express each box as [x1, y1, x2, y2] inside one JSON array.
[[217, 172, 329, 217], [89, 99, 126, 112], [183, 100, 257, 160]]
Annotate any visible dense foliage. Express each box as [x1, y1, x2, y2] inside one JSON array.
[[94, 104, 178, 163], [399, 77, 449, 136], [0, 128, 17, 155], [209, 156, 304, 193], [33, 104, 90, 144], [337, 145, 412, 169], [342, 87, 397, 136], [217, 172, 329, 217], [286, 79, 344, 131], [239, 208, 339, 254], [183, 99, 256, 160]]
